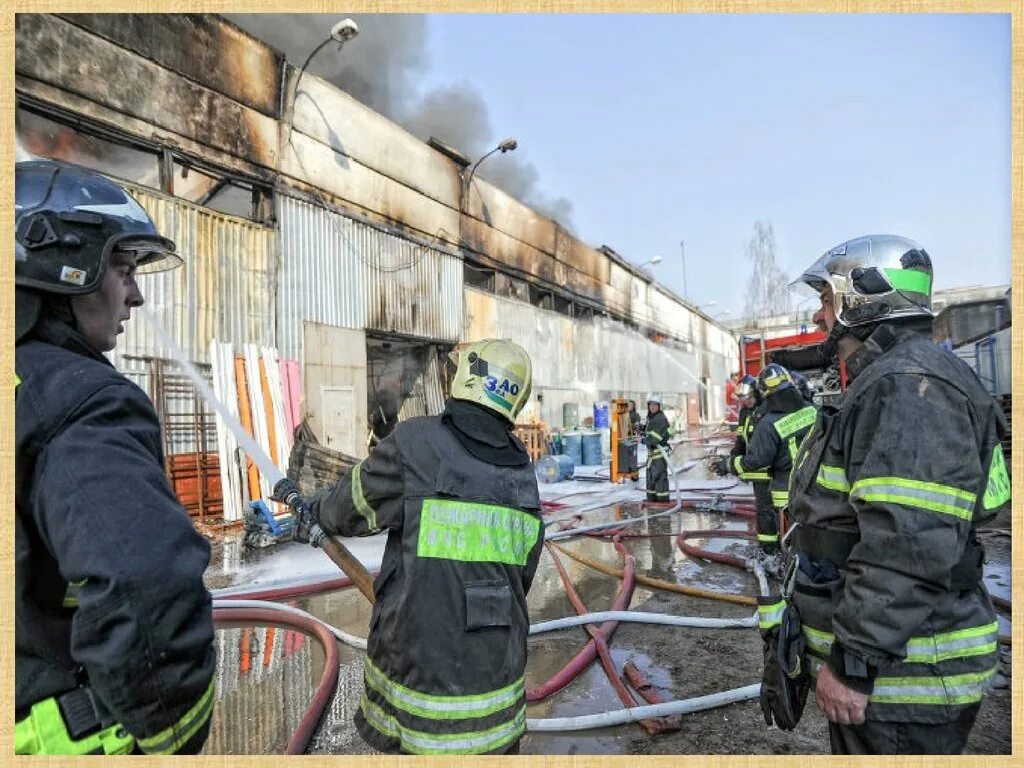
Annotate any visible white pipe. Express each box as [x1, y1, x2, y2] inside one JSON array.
[[214, 600, 758, 650], [526, 683, 761, 731], [213, 599, 368, 650], [545, 507, 680, 540], [529, 611, 757, 634]]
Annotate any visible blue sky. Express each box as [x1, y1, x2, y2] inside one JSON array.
[[416, 13, 1010, 317]]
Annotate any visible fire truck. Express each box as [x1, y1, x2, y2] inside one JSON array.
[[739, 327, 845, 406]]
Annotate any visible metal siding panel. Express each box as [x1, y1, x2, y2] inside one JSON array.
[[112, 185, 274, 366], [276, 196, 461, 360]]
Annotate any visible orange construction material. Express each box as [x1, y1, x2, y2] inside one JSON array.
[[234, 356, 262, 503], [263, 627, 276, 668], [258, 355, 279, 467]]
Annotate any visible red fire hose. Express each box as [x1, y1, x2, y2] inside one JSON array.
[[677, 529, 756, 570], [543, 541, 672, 734], [527, 540, 637, 701], [213, 606, 340, 754]]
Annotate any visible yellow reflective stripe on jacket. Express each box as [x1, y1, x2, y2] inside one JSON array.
[[805, 656, 995, 706], [757, 532, 779, 543], [850, 476, 976, 521], [816, 464, 850, 493], [350, 460, 380, 532], [364, 658, 524, 720], [870, 667, 996, 706], [15, 372, 22, 390], [136, 677, 215, 754], [904, 621, 999, 664], [771, 490, 789, 507], [758, 600, 785, 630], [802, 621, 997, 665], [741, 469, 770, 481], [62, 578, 87, 608], [360, 696, 526, 755], [647, 430, 664, 441]]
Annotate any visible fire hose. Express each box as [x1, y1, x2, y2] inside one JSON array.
[[213, 605, 339, 755], [543, 539, 675, 734]]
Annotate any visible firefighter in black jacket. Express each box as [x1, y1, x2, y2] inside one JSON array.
[[784, 235, 1006, 754], [14, 160, 215, 755], [309, 339, 543, 755], [712, 375, 776, 556], [644, 395, 673, 503], [716, 364, 816, 575]]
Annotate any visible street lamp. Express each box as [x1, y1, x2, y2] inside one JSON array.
[[464, 138, 519, 188], [637, 255, 663, 271], [287, 18, 360, 144]]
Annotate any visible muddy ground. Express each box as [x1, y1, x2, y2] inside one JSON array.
[[202, 446, 1012, 756]]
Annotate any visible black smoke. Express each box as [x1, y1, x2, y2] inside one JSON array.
[[224, 13, 574, 228]]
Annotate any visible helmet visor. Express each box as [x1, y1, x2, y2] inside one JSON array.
[[114, 236, 184, 274]]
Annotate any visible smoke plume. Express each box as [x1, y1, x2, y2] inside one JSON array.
[[224, 13, 574, 228]]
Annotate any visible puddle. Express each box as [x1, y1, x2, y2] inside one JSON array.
[[199, 438, 1009, 755]]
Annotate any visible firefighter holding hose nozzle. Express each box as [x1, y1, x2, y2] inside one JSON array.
[[277, 339, 543, 755]]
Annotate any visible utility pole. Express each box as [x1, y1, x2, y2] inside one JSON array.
[[680, 240, 688, 299]]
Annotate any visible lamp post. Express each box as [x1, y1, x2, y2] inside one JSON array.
[[286, 18, 360, 147], [464, 138, 519, 190], [637, 255, 663, 271], [680, 240, 688, 299]]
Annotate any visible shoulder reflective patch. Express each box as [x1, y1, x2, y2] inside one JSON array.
[[983, 444, 1011, 510], [774, 406, 817, 439], [418, 499, 540, 566], [850, 476, 976, 521]]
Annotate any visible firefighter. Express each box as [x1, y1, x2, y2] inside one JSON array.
[[627, 399, 642, 437], [644, 394, 673, 503], [14, 160, 215, 755], [711, 375, 776, 558], [307, 339, 542, 755], [719, 364, 816, 575], [783, 235, 1007, 754]]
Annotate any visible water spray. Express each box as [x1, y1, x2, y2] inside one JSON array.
[[136, 310, 376, 602]]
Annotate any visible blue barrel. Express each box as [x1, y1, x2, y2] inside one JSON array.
[[562, 431, 583, 466], [581, 431, 603, 466], [593, 402, 610, 428], [535, 454, 575, 483]]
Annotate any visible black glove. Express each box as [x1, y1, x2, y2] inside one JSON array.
[[271, 477, 315, 544], [758, 598, 809, 731], [709, 455, 731, 476]]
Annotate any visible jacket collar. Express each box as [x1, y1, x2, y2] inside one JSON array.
[[844, 319, 931, 382]]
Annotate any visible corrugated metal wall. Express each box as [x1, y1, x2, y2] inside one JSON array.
[[114, 184, 276, 365], [276, 195, 462, 360], [464, 288, 706, 427]]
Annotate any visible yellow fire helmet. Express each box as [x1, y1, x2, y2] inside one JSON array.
[[450, 339, 532, 424]]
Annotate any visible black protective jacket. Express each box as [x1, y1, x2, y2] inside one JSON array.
[[730, 401, 770, 483], [313, 399, 543, 755], [15, 319, 215, 754], [733, 388, 816, 507], [789, 321, 1006, 723], [644, 410, 672, 462]]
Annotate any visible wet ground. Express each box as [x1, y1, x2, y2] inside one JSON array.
[[198, 437, 1012, 756]]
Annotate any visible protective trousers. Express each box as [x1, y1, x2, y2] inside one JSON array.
[[828, 704, 980, 755], [647, 455, 669, 502], [753, 481, 778, 552]]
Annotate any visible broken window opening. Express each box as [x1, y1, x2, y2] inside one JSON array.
[[463, 260, 495, 292], [16, 105, 160, 188]]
